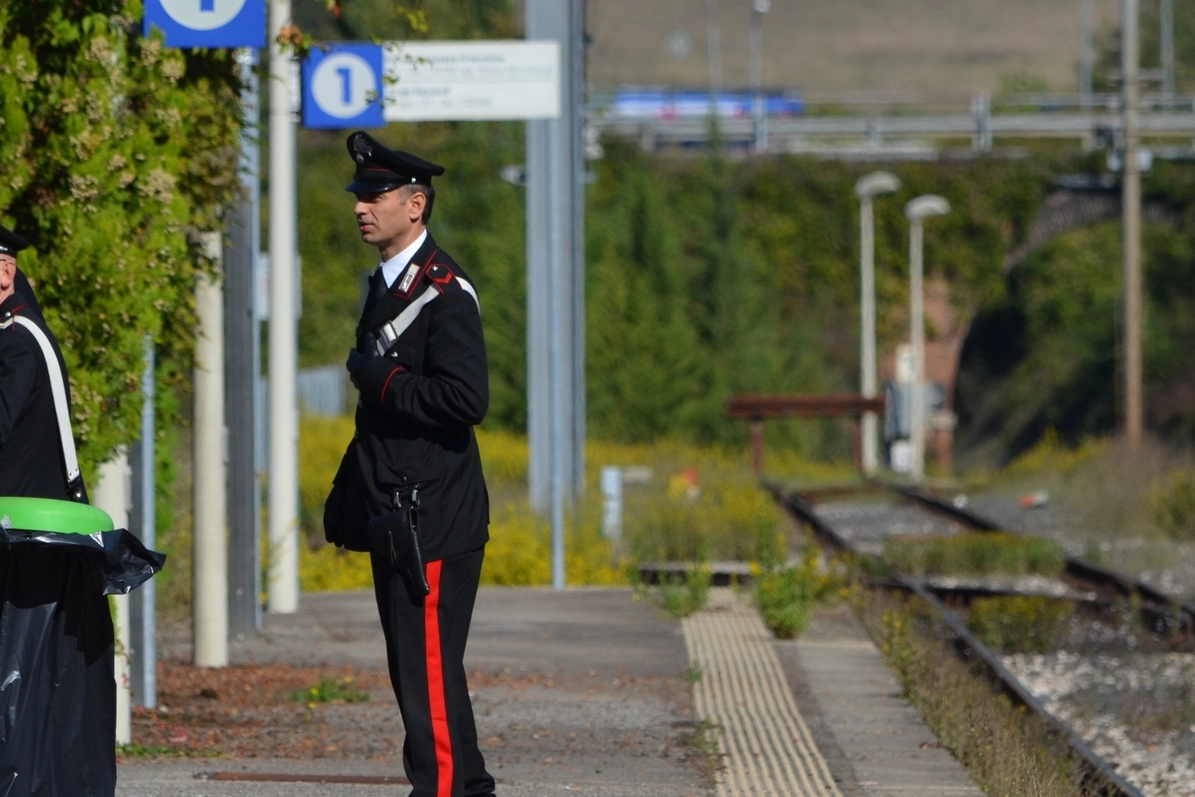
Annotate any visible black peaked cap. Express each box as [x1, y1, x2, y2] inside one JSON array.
[[0, 224, 28, 257], [345, 130, 445, 194]]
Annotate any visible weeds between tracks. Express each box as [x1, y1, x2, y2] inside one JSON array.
[[856, 587, 1089, 797]]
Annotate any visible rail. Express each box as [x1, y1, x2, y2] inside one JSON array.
[[770, 481, 1152, 797]]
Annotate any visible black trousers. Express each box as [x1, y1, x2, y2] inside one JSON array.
[[371, 546, 494, 797]]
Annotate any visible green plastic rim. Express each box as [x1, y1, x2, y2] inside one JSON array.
[[0, 497, 114, 535]]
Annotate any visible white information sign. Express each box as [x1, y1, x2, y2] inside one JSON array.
[[383, 41, 560, 122]]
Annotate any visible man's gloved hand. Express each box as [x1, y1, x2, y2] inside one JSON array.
[[346, 334, 380, 389], [346, 347, 372, 389]]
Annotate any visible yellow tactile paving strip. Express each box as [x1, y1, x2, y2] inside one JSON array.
[[683, 588, 844, 797]]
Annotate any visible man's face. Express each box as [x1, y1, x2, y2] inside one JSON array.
[[353, 188, 424, 258], [0, 255, 15, 304]]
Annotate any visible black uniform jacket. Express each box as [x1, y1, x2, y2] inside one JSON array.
[[325, 234, 490, 561], [0, 291, 74, 499]]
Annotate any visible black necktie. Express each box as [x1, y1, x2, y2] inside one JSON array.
[[371, 267, 388, 301]]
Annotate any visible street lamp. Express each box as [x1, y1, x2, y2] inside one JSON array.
[[904, 195, 950, 482], [749, 0, 770, 151], [855, 172, 900, 476]]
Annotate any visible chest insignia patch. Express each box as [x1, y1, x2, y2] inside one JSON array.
[[396, 261, 421, 295]]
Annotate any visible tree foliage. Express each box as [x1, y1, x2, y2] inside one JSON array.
[[0, 1, 242, 474]]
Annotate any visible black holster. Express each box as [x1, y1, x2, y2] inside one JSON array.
[[366, 487, 430, 596]]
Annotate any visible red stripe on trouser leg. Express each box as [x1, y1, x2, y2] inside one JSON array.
[[424, 560, 454, 797]]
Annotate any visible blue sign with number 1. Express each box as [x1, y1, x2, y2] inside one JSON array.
[[144, 0, 266, 49], [302, 44, 386, 130]]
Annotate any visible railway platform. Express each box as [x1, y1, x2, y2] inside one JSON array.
[[118, 587, 981, 797]]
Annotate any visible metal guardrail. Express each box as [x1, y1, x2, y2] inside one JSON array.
[[590, 108, 1195, 153]]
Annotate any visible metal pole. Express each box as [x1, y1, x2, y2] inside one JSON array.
[[1080, 0, 1094, 109], [94, 452, 132, 742], [194, 235, 228, 667], [1161, 0, 1175, 97], [1122, 0, 1144, 446], [908, 219, 925, 482], [855, 172, 900, 476], [228, 48, 263, 637], [571, 0, 587, 499], [527, 0, 577, 588], [704, 0, 722, 104], [268, 0, 300, 612], [749, 0, 768, 151], [526, 113, 551, 514], [129, 338, 156, 707]]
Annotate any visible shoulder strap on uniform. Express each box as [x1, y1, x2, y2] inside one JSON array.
[[0, 315, 82, 489], [372, 260, 480, 355], [428, 263, 480, 312]]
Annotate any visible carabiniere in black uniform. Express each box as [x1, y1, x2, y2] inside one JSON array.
[[324, 132, 494, 797], [0, 235, 85, 502]]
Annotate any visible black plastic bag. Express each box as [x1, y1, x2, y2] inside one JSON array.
[[0, 528, 165, 797]]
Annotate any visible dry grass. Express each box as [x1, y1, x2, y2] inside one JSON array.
[[586, 0, 1118, 95]]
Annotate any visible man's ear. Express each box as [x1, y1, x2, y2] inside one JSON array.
[[406, 191, 426, 223], [0, 260, 15, 292]]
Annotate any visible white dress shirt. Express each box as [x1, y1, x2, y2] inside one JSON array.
[[379, 230, 428, 289]]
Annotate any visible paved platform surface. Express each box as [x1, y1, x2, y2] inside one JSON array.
[[776, 605, 984, 797], [124, 588, 983, 797], [124, 588, 708, 797]]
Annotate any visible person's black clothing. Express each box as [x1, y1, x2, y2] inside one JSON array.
[[0, 287, 114, 796], [325, 232, 494, 797], [371, 547, 494, 797], [325, 234, 489, 561], [0, 290, 75, 499]]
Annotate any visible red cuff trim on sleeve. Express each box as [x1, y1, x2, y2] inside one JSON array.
[[379, 366, 406, 404]]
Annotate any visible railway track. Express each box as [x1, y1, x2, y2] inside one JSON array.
[[768, 481, 1188, 797]]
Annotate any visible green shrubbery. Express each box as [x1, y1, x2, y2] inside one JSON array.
[[1148, 467, 1195, 542], [967, 595, 1074, 653], [881, 532, 1065, 579], [754, 550, 844, 639], [652, 567, 713, 619]]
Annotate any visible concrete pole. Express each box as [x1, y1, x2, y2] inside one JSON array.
[[859, 194, 878, 473], [268, 0, 300, 612], [908, 219, 926, 482], [193, 235, 228, 668], [93, 451, 131, 743], [1080, 0, 1094, 109], [1122, 0, 1144, 447], [855, 172, 900, 476], [904, 196, 950, 482]]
